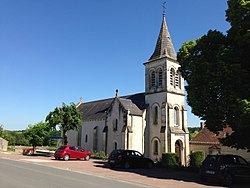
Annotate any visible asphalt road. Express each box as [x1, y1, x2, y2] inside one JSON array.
[[0, 158, 150, 188]]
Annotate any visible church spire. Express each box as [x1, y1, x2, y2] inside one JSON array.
[[149, 7, 177, 61]]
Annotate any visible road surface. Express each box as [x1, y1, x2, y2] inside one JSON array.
[[0, 158, 150, 188]]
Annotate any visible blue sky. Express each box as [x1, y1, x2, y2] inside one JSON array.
[[0, 0, 230, 130]]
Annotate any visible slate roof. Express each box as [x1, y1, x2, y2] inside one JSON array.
[[149, 15, 177, 61], [190, 127, 233, 145], [118, 98, 142, 116], [77, 93, 145, 121]]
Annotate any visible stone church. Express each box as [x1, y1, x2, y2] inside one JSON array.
[[67, 13, 190, 165]]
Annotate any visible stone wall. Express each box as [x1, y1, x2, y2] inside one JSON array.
[[0, 138, 8, 151]]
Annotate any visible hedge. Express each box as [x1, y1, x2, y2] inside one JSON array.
[[161, 153, 179, 167], [189, 150, 205, 168]]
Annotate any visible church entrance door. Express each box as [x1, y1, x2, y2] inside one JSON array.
[[175, 140, 183, 165]]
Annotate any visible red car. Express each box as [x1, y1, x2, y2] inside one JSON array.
[[54, 145, 91, 161]]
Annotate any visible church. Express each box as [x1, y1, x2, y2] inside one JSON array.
[[67, 12, 190, 166]]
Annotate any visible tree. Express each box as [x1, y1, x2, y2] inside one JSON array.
[[15, 131, 29, 146], [2, 130, 16, 145], [188, 127, 200, 140], [24, 122, 50, 151], [45, 102, 82, 145], [177, 0, 250, 151]]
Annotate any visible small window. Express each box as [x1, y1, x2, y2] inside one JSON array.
[[114, 142, 118, 150], [113, 119, 118, 131], [151, 71, 156, 88], [93, 126, 98, 151], [158, 69, 163, 87], [85, 134, 88, 143], [174, 107, 179, 127], [153, 106, 158, 125], [154, 140, 158, 155]]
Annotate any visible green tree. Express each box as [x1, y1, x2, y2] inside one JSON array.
[[15, 131, 29, 146], [2, 130, 16, 145], [24, 122, 50, 151], [45, 102, 82, 145], [189, 130, 200, 141], [177, 0, 250, 151]]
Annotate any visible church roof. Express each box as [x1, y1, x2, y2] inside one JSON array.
[[149, 15, 177, 61], [118, 98, 142, 116], [77, 93, 145, 121]]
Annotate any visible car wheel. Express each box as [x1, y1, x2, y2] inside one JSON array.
[[124, 161, 130, 169], [85, 155, 90, 161], [224, 174, 233, 186], [63, 154, 70, 161]]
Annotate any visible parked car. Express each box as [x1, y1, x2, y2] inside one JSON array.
[[108, 149, 153, 169], [199, 154, 250, 186], [54, 145, 91, 161]]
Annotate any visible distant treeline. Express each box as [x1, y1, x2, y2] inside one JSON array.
[[0, 124, 60, 146]]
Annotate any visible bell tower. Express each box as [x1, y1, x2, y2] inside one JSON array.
[[144, 9, 189, 165]]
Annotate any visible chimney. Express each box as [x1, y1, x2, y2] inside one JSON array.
[[200, 122, 205, 129]]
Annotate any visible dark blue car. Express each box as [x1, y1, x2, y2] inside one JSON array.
[[108, 149, 153, 169], [199, 154, 250, 186]]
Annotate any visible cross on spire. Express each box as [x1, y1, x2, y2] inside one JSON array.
[[162, 1, 166, 16]]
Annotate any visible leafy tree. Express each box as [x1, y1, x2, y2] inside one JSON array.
[[15, 131, 29, 146], [189, 128, 200, 141], [45, 102, 82, 145], [0, 127, 29, 146], [24, 122, 50, 151], [2, 130, 16, 145], [177, 0, 250, 151]]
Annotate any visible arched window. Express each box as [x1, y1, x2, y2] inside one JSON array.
[[170, 68, 175, 86], [93, 127, 98, 151], [114, 142, 118, 150], [113, 119, 118, 131], [151, 71, 156, 88], [153, 106, 158, 125], [154, 140, 158, 155], [174, 107, 179, 127], [175, 71, 179, 87], [158, 69, 163, 87], [85, 134, 88, 143]]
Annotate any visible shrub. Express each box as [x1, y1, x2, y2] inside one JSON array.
[[161, 153, 179, 167], [91, 151, 107, 160], [189, 150, 205, 168]]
